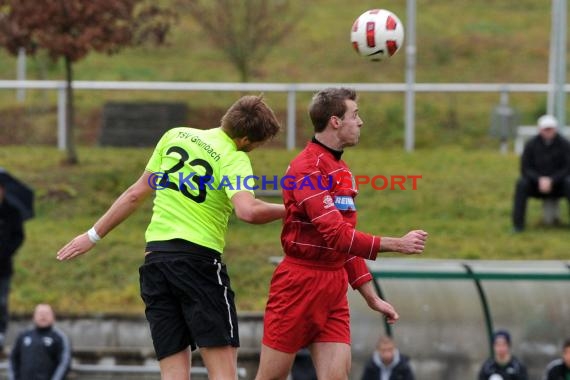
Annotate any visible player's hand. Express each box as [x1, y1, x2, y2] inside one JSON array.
[[398, 229, 428, 254], [56, 233, 95, 261], [367, 297, 399, 324]]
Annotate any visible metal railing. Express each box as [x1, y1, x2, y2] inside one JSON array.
[[1, 80, 569, 151], [367, 259, 570, 356], [0, 361, 248, 378]]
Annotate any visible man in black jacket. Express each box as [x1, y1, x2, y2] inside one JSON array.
[[0, 183, 25, 351], [360, 336, 414, 380], [542, 338, 570, 380], [8, 304, 71, 380], [478, 330, 528, 380], [512, 114, 570, 232]]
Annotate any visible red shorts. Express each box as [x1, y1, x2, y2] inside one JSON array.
[[262, 256, 351, 353]]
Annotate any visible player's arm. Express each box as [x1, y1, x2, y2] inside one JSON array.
[[231, 191, 285, 224], [379, 231, 428, 254], [295, 171, 427, 258], [344, 255, 397, 323], [56, 170, 154, 261], [356, 280, 399, 324]]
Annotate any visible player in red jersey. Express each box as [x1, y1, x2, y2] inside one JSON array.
[[255, 88, 428, 380]]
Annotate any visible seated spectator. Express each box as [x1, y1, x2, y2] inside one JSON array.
[[512, 114, 570, 232], [360, 335, 415, 380], [542, 338, 570, 380], [479, 330, 528, 380], [8, 303, 71, 380]]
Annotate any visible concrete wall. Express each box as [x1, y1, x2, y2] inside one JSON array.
[[1, 259, 568, 379], [0, 313, 263, 380], [0, 308, 565, 380]]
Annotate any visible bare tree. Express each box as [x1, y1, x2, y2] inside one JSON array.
[[178, 0, 302, 82], [0, 0, 175, 164]]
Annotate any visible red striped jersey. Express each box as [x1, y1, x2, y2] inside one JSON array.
[[280, 141, 380, 289]]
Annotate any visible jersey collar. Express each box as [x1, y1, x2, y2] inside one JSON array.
[[311, 136, 343, 160]]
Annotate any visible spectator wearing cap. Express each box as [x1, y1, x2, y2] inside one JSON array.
[[478, 330, 529, 380], [512, 114, 570, 232]]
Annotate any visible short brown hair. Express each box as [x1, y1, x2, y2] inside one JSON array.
[[221, 95, 281, 143], [309, 87, 357, 133]]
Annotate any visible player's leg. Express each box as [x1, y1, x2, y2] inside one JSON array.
[[158, 349, 191, 380], [139, 254, 195, 379], [310, 342, 351, 380], [183, 255, 240, 379], [200, 346, 238, 380], [255, 344, 296, 380], [307, 267, 351, 380]]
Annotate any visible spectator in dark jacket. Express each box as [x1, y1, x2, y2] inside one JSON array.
[[542, 338, 570, 380], [0, 183, 25, 351], [479, 330, 528, 380], [8, 304, 71, 380], [360, 336, 414, 380], [512, 114, 570, 232], [291, 348, 317, 380]]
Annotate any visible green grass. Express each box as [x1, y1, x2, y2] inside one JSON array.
[[0, 0, 567, 314], [1, 146, 568, 315], [0, 0, 561, 150]]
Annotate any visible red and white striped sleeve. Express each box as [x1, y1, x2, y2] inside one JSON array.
[[292, 170, 380, 260], [344, 255, 374, 289]]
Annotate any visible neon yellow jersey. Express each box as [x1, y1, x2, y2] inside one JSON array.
[[144, 127, 254, 253]]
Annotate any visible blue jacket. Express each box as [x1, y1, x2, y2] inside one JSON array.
[[8, 325, 71, 380]]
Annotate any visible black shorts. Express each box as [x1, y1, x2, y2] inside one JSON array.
[[139, 251, 239, 360]]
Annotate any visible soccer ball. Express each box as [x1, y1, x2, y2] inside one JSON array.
[[350, 9, 405, 61]]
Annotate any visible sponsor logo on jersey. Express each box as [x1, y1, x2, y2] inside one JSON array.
[[323, 195, 335, 209], [334, 196, 356, 211]]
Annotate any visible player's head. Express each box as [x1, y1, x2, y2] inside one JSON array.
[[309, 87, 358, 132], [221, 95, 281, 152], [492, 330, 512, 363], [562, 338, 570, 367], [376, 335, 396, 365], [33, 303, 55, 329], [309, 87, 363, 148]]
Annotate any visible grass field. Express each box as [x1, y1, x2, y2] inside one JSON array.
[[0, 0, 560, 150], [1, 145, 568, 315], [0, 0, 567, 315]]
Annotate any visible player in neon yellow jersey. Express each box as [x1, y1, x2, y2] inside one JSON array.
[[57, 95, 284, 380]]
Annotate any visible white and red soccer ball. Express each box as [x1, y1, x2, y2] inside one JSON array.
[[350, 9, 405, 61]]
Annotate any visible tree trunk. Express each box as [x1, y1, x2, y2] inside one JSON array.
[[238, 60, 250, 82], [63, 56, 78, 164]]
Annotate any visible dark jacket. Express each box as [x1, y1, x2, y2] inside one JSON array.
[[360, 351, 415, 380], [543, 358, 570, 380], [8, 325, 71, 380], [291, 348, 317, 380], [521, 134, 570, 184], [478, 356, 528, 380], [0, 201, 24, 277]]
